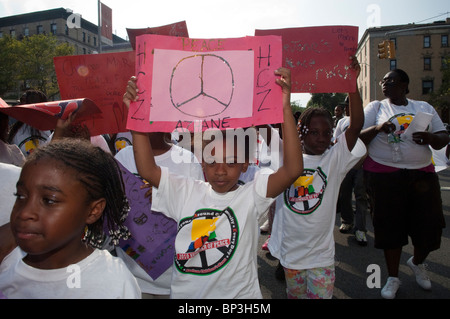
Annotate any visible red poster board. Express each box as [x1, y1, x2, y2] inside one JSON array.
[[126, 21, 189, 50], [101, 2, 113, 46], [54, 51, 135, 136], [0, 98, 101, 131], [127, 34, 283, 133], [255, 26, 358, 93]]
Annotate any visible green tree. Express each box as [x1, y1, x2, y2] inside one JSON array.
[[290, 100, 305, 114], [306, 92, 347, 114], [0, 36, 21, 97], [16, 34, 74, 99], [0, 34, 74, 99]]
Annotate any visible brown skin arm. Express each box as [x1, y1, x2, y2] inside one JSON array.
[[266, 68, 303, 198], [344, 56, 364, 152]]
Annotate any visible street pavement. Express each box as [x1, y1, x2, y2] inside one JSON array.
[[257, 167, 450, 299]]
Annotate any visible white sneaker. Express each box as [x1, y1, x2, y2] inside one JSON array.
[[260, 220, 270, 233], [381, 277, 401, 299], [407, 256, 432, 290]]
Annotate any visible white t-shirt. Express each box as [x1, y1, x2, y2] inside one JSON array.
[[0, 247, 141, 299], [152, 166, 275, 299], [363, 99, 447, 169], [113, 131, 133, 154], [334, 116, 350, 139], [269, 136, 366, 270], [114, 145, 204, 295], [0, 140, 25, 167], [0, 162, 21, 226], [10, 124, 51, 157]]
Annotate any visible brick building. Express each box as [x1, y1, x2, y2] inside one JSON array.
[[357, 19, 450, 122], [0, 7, 131, 54]]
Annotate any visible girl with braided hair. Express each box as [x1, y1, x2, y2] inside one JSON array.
[[268, 56, 366, 299], [0, 138, 140, 298]]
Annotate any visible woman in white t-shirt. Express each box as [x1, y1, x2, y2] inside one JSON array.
[[360, 69, 449, 299]]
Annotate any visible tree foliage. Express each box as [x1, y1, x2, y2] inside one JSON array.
[[428, 56, 450, 123], [306, 92, 347, 115], [0, 34, 74, 99]]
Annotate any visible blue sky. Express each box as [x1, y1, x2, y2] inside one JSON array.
[[1, 0, 449, 105]]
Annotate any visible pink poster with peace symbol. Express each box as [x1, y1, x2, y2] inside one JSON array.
[[127, 34, 283, 132]]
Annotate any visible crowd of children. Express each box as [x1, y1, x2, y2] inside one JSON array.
[[0, 54, 448, 299]]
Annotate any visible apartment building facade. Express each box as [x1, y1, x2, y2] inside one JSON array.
[[357, 18, 450, 121], [0, 7, 131, 54]]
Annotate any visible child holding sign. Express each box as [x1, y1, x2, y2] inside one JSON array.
[[123, 67, 303, 298], [0, 139, 140, 298], [268, 56, 366, 299]]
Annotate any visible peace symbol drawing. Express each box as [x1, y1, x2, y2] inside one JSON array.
[[170, 54, 235, 118], [150, 49, 254, 123]]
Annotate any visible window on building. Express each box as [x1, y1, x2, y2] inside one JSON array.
[[0, 31, 3, 38], [51, 23, 57, 35], [424, 57, 432, 70], [442, 56, 450, 69], [65, 25, 69, 36], [82, 32, 86, 42], [37, 25, 44, 34], [10, 29, 16, 38], [422, 80, 434, 94], [424, 35, 431, 48], [442, 35, 448, 47], [93, 36, 97, 46], [390, 59, 397, 70]]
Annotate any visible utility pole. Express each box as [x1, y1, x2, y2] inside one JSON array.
[[97, 0, 102, 53]]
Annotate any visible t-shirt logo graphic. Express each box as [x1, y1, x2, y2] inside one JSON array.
[[284, 168, 327, 215], [389, 112, 415, 138], [175, 207, 238, 275], [188, 217, 219, 251]]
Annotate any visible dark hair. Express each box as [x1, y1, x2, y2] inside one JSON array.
[[201, 128, 257, 163], [19, 90, 48, 104], [297, 107, 333, 139], [26, 138, 130, 248], [392, 69, 410, 94]]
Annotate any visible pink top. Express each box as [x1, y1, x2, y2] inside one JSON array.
[[363, 156, 435, 173]]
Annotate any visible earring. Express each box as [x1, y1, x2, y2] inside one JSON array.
[[82, 225, 90, 242]]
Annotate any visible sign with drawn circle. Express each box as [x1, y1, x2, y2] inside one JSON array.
[[151, 49, 254, 122], [170, 54, 235, 118]]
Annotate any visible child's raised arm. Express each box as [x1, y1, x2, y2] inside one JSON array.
[[123, 77, 161, 188], [344, 56, 363, 151], [266, 68, 303, 198]]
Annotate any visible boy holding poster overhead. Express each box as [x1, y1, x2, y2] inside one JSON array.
[[123, 67, 302, 298]]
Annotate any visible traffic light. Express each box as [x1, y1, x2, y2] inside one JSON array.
[[387, 40, 396, 59], [377, 41, 388, 59], [378, 40, 396, 59]]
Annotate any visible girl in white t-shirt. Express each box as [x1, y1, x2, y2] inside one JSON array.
[[0, 139, 141, 298], [123, 68, 303, 298], [268, 56, 366, 299]]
